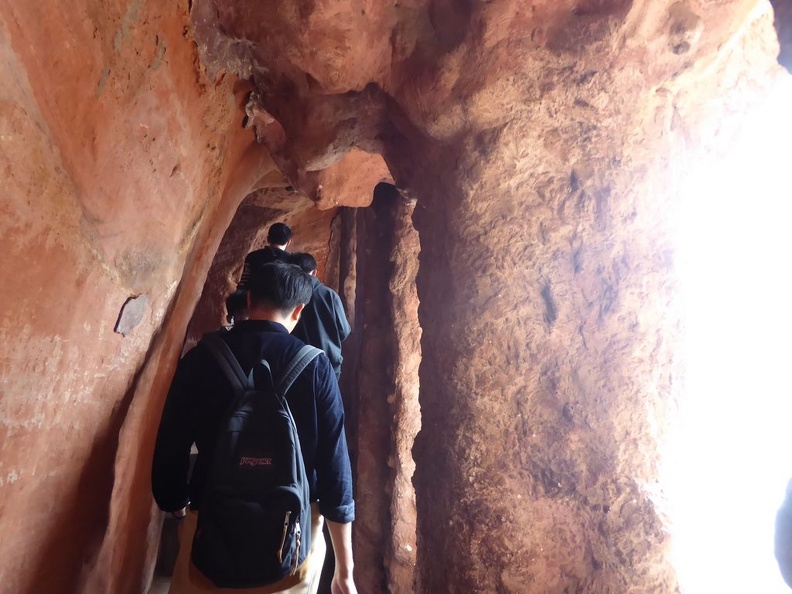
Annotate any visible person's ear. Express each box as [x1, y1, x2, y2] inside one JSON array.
[[290, 302, 305, 321]]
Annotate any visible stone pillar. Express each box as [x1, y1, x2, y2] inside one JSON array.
[[350, 191, 394, 593], [342, 185, 420, 594], [410, 123, 681, 592], [385, 192, 421, 594]]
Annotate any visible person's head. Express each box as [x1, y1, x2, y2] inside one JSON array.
[[267, 222, 292, 248], [224, 290, 249, 326], [288, 252, 318, 276], [247, 262, 313, 331]]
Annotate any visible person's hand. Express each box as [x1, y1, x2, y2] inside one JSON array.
[[171, 507, 187, 520], [331, 572, 358, 594]]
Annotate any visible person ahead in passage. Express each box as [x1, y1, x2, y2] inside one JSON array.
[[289, 253, 351, 379], [152, 262, 358, 594], [237, 222, 292, 291]]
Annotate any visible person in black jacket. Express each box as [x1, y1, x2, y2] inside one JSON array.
[[236, 222, 292, 290], [152, 262, 358, 594], [289, 253, 351, 379]]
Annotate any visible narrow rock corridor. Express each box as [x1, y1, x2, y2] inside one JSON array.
[[1, 1, 791, 593]]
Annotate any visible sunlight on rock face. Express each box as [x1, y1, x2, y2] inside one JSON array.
[[670, 74, 792, 594]]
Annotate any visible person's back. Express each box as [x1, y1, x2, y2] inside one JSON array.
[[237, 222, 292, 290], [152, 262, 357, 594], [289, 253, 351, 378]]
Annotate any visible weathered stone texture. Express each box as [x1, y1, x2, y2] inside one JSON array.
[[385, 192, 421, 594], [0, 2, 271, 592], [0, 0, 790, 592], [349, 194, 398, 594]]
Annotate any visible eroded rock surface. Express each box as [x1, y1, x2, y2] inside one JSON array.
[[0, 2, 254, 592], [0, 0, 789, 593]]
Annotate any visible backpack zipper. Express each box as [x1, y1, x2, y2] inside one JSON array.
[[291, 521, 302, 574], [277, 511, 291, 564]]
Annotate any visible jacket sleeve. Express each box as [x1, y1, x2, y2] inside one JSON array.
[[313, 356, 355, 523], [333, 291, 351, 342], [151, 351, 197, 512], [236, 254, 252, 291]]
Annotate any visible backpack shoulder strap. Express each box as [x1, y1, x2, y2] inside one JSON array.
[[277, 345, 323, 396], [201, 331, 249, 393]]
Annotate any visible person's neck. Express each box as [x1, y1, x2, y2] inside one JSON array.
[[247, 308, 295, 332], [269, 243, 287, 250], [248, 311, 287, 324]]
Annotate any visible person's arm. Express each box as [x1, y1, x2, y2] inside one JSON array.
[[151, 351, 198, 512], [236, 254, 252, 291], [311, 357, 356, 589], [313, 358, 355, 520], [326, 520, 357, 594], [333, 291, 351, 342]]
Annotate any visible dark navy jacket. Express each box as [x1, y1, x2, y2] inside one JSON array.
[[237, 246, 288, 290], [152, 320, 355, 524], [292, 277, 351, 376]]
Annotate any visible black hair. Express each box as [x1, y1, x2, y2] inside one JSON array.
[[267, 222, 292, 246], [248, 262, 313, 312], [288, 252, 318, 274], [225, 290, 248, 318]]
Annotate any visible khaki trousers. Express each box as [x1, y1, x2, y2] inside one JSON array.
[[169, 504, 325, 594]]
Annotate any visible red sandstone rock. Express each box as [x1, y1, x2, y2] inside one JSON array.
[[188, 0, 792, 592], [307, 149, 394, 210], [1, 1, 791, 594], [341, 185, 420, 594], [0, 2, 255, 592]]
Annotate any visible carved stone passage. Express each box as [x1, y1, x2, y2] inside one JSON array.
[[1, 0, 790, 592], [183, 186, 338, 349]]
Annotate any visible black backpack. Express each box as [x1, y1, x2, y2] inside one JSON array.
[[191, 332, 322, 588]]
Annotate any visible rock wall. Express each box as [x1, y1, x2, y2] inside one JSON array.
[[384, 192, 421, 594], [0, 0, 789, 593], [0, 1, 261, 592], [402, 5, 786, 591], [348, 195, 397, 593]]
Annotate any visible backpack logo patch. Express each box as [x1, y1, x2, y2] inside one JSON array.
[[239, 456, 273, 466]]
